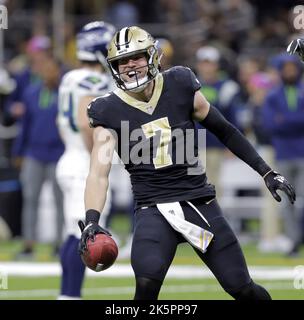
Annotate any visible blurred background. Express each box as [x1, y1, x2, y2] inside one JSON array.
[[0, 0, 304, 300]]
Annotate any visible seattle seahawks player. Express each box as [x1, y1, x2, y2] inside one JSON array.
[[79, 26, 296, 300], [56, 21, 115, 299]]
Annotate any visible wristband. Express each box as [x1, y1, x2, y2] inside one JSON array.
[[85, 209, 101, 224], [262, 170, 273, 179]]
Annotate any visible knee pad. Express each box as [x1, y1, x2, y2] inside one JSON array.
[[134, 277, 162, 300], [228, 281, 272, 300]]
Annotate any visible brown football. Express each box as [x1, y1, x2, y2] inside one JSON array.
[[81, 233, 118, 272]]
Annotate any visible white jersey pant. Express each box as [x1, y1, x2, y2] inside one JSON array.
[[56, 153, 111, 238]]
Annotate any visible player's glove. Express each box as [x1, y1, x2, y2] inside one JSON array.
[[287, 38, 304, 62], [264, 170, 296, 204], [78, 220, 112, 255]]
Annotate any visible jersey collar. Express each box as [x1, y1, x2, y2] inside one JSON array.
[[113, 73, 164, 115]]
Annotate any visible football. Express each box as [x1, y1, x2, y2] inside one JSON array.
[[81, 233, 118, 272]]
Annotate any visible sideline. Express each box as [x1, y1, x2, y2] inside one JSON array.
[[0, 262, 299, 280]]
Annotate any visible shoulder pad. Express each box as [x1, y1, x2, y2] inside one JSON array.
[[78, 74, 112, 96], [165, 66, 191, 81], [87, 92, 116, 129]]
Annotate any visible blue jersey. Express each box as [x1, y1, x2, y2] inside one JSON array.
[[88, 66, 215, 207]]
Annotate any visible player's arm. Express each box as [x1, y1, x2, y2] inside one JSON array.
[[192, 90, 296, 204], [77, 95, 96, 152], [78, 125, 115, 254], [287, 38, 304, 62]]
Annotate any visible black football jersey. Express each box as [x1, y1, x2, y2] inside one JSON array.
[[88, 66, 215, 208]]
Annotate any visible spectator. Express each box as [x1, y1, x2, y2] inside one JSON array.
[[104, 0, 139, 29], [247, 73, 283, 252], [5, 35, 52, 122], [195, 45, 239, 197], [156, 37, 174, 70], [15, 57, 65, 259], [263, 53, 304, 256], [4, 36, 53, 171]]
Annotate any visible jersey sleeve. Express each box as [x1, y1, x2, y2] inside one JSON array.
[[187, 67, 201, 92], [87, 96, 110, 128], [169, 66, 201, 93]]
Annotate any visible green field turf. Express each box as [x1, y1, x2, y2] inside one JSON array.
[[0, 276, 303, 300], [1, 237, 303, 266], [0, 214, 303, 300], [0, 240, 303, 300]]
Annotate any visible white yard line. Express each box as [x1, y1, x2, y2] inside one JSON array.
[[0, 282, 295, 299], [0, 262, 301, 280]]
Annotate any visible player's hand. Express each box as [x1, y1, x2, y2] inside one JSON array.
[[264, 171, 296, 204], [287, 38, 304, 62], [78, 220, 112, 255]]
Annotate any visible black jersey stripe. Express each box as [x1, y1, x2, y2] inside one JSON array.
[[116, 31, 121, 50], [125, 28, 130, 48]]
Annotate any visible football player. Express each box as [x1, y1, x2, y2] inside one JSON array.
[[79, 26, 296, 300], [56, 21, 115, 299], [287, 38, 304, 62]]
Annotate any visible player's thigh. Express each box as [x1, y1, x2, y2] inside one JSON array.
[[131, 207, 180, 281], [184, 198, 251, 291], [195, 232, 251, 292], [56, 166, 85, 235]]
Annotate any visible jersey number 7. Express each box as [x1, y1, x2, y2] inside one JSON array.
[[141, 117, 173, 169]]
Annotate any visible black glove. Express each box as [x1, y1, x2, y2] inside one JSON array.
[[287, 38, 304, 62], [78, 220, 112, 255], [264, 171, 296, 204]]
